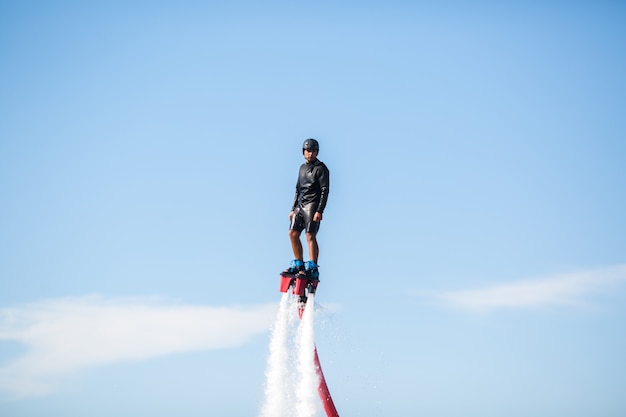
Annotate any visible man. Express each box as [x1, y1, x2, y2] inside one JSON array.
[[283, 138, 330, 279]]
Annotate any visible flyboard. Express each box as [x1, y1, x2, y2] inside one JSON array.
[[279, 271, 340, 417]]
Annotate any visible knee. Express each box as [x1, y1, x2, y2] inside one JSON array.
[[289, 230, 301, 240], [305, 233, 317, 243]]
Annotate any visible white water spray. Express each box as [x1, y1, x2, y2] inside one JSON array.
[[295, 294, 321, 417], [260, 293, 293, 417], [259, 293, 321, 417]]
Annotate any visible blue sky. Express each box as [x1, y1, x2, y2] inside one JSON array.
[[1, 1, 626, 416]]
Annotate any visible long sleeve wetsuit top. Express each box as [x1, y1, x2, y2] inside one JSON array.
[[291, 159, 330, 214]]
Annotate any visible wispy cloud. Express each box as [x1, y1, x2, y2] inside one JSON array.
[[430, 264, 626, 313], [0, 295, 277, 399]]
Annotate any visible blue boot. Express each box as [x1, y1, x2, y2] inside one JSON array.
[[304, 260, 320, 280], [283, 259, 304, 275]]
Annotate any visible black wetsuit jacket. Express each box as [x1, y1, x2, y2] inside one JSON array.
[[291, 159, 330, 214]]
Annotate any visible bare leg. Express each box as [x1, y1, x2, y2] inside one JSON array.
[[305, 232, 319, 264], [289, 229, 304, 261]]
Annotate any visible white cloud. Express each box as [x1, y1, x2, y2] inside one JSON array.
[[432, 264, 626, 313], [0, 295, 277, 399]]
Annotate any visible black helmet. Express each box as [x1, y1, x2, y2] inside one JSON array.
[[302, 138, 319, 153]]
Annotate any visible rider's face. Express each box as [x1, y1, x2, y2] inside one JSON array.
[[303, 149, 318, 163]]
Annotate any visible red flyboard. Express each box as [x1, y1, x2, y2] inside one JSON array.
[[279, 274, 319, 298]]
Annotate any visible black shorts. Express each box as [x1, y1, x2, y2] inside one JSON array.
[[289, 204, 320, 234]]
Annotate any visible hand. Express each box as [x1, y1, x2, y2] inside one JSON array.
[[289, 211, 295, 221], [313, 212, 323, 222]]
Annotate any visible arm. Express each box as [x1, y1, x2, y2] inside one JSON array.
[[291, 184, 299, 212], [291, 169, 300, 212], [316, 164, 330, 214]]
